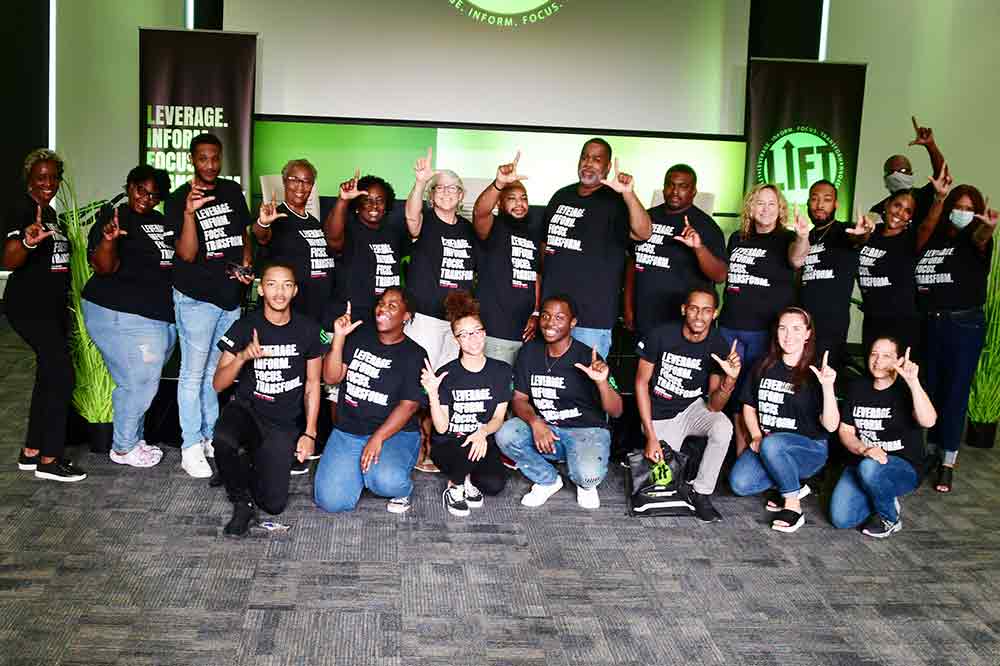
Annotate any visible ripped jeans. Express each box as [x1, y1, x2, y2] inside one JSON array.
[[496, 418, 610, 489], [82, 299, 177, 454]]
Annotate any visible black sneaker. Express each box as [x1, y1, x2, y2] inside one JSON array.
[[861, 514, 901, 539], [687, 485, 722, 523], [463, 481, 484, 508], [290, 459, 310, 476], [34, 459, 87, 482], [224, 501, 257, 538], [443, 485, 470, 517], [17, 450, 39, 471]]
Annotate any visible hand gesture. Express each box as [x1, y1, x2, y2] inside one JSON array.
[[974, 196, 998, 229], [521, 313, 539, 342], [574, 346, 610, 383], [809, 350, 837, 386], [845, 209, 877, 236], [749, 435, 762, 453], [295, 435, 315, 463], [234, 262, 255, 285], [530, 419, 559, 454], [791, 204, 810, 238], [101, 206, 128, 241], [339, 168, 369, 201], [600, 159, 635, 194], [909, 115, 935, 147], [185, 180, 215, 214], [711, 339, 742, 380], [333, 301, 363, 338], [24, 205, 54, 246], [361, 437, 383, 473], [673, 215, 703, 248], [462, 428, 488, 462], [420, 357, 448, 396], [644, 436, 663, 463], [864, 445, 888, 465], [929, 161, 953, 198], [496, 150, 528, 188], [238, 329, 266, 362], [259, 192, 287, 226], [894, 346, 920, 383], [414, 147, 438, 184]]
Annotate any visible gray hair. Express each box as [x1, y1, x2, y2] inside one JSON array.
[[425, 169, 465, 206], [23, 148, 64, 183], [281, 158, 317, 181]]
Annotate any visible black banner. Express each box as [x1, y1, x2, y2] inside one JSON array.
[[745, 59, 866, 214], [139, 28, 256, 192]]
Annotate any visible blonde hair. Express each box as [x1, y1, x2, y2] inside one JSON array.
[[740, 183, 788, 240], [23, 148, 64, 184]]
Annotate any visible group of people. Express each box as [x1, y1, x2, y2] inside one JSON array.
[[3, 117, 994, 539]]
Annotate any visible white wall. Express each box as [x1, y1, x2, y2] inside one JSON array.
[[56, 0, 184, 205]]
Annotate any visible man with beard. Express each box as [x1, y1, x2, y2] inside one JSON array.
[[540, 139, 652, 359], [799, 180, 874, 370], [624, 164, 727, 338], [870, 116, 946, 224], [472, 151, 544, 366]]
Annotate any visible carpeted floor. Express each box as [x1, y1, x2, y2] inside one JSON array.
[[1, 321, 999, 666]]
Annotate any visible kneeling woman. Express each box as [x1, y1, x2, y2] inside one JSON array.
[[422, 292, 510, 517], [830, 339, 936, 538], [314, 288, 428, 514], [728, 307, 840, 532]]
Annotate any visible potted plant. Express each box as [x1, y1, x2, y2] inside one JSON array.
[[967, 238, 1000, 448]]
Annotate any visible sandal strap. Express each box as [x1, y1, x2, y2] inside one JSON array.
[[771, 509, 802, 526]]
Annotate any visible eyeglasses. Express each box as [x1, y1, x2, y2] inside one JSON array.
[[455, 327, 485, 340], [433, 185, 461, 194], [285, 176, 315, 187], [133, 185, 160, 201]]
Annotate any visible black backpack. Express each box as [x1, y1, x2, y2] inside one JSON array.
[[625, 443, 695, 517]]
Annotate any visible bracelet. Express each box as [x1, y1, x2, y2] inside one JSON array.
[[21, 238, 37, 250], [301, 433, 316, 441], [492, 180, 503, 191], [256, 219, 271, 229]]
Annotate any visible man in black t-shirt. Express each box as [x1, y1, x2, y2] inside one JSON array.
[[634, 288, 740, 522], [624, 164, 727, 338], [472, 151, 544, 366], [541, 138, 653, 359], [869, 116, 946, 224], [212, 263, 325, 537]]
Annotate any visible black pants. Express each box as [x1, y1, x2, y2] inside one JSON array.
[[430, 435, 508, 495], [7, 307, 74, 458], [811, 312, 849, 371], [213, 399, 298, 514]]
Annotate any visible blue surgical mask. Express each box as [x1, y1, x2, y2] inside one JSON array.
[[949, 209, 975, 229], [884, 171, 914, 193]]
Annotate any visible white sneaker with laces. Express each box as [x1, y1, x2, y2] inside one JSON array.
[[463, 477, 484, 508], [387, 496, 411, 514], [576, 485, 600, 509], [110, 444, 161, 468], [521, 476, 563, 507], [181, 445, 213, 478], [137, 440, 163, 463], [202, 438, 215, 459]]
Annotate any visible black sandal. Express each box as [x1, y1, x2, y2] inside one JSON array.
[[935, 465, 953, 493], [771, 509, 805, 533]]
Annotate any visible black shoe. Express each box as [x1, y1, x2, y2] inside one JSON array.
[[463, 481, 484, 508], [443, 486, 470, 517], [17, 450, 39, 471], [34, 459, 87, 482], [861, 514, 901, 539], [687, 485, 722, 523], [224, 501, 257, 538], [290, 459, 310, 476]]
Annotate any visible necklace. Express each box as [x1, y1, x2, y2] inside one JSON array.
[[544, 349, 565, 373], [813, 220, 835, 244]]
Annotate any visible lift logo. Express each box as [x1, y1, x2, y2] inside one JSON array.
[[755, 125, 846, 207], [446, 1, 564, 28]]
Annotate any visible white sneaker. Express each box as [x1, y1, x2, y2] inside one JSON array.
[[202, 439, 215, 458], [137, 440, 163, 463], [110, 444, 161, 468], [387, 496, 411, 514], [576, 485, 600, 509], [521, 476, 563, 507], [181, 445, 212, 478]]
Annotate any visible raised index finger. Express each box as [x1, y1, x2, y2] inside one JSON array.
[[512, 150, 521, 168], [591, 345, 598, 364], [904, 346, 911, 363], [822, 350, 829, 369], [345, 300, 352, 317], [426, 146, 433, 163], [730, 339, 738, 355], [911, 115, 920, 132]]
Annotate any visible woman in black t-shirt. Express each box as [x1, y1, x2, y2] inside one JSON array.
[[913, 172, 996, 493], [830, 337, 937, 538], [728, 307, 840, 533], [82, 165, 175, 469], [422, 291, 511, 517], [3, 149, 84, 482]]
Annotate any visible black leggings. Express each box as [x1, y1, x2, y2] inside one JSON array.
[[7, 308, 74, 458], [430, 436, 508, 495], [213, 399, 298, 515]]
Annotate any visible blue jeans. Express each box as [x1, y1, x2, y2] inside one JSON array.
[[571, 327, 612, 361], [495, 418, 610, 489], [718, 327, 770, 408], [173, 288, 240, 449], [923, 310, 987, 453], [82, 300, 176, 454], [830, 457, 918, 527], [729, 432, 828, 497], [314, 429, 421, 512]]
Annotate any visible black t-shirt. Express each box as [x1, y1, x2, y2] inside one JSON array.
[[335, 327, 428, 436], [335, 211, 409, 323], [857, 225, 919, 317], [405, 208, 477, 319], [3, 195, 70, 312], [542, 184, 630, 329], [82, 205, 174, 322], [915, 225, 993, 312], [636, 323, 729, 420], [720, 229, 797, 331], [870, 182, 935, 225], [842, 377, 925, 476], [740, 361, 825, 440], [631, 204, 726, 336], [164, 178, 250, 311], [474, 213, 544, 341], [432, 357, 513, 445], [263, 203, 335, 323], [217, 309, 326, 428], [799, 221, 861, 327], [513, 339, 613, 429]]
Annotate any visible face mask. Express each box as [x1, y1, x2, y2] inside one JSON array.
[[884, 171, 914, 193], [949, 209, 975, 229]]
